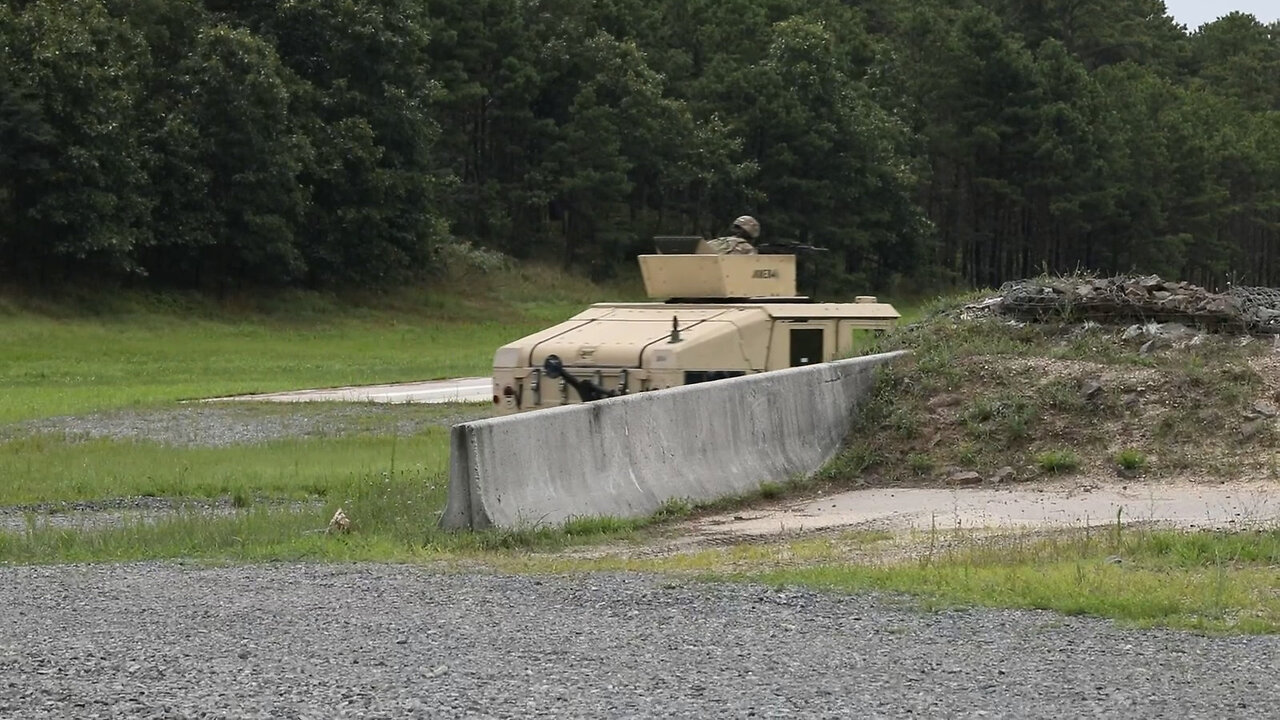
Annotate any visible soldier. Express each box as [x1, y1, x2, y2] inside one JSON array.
[[705, 215, 760, 255]]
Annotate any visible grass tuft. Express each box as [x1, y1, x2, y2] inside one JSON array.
[[561, 515, 640, 537], [650, 497, 694, 522], [1113, 448, 1148, 472], [1034, 449, 1081, 473], [758, 482, 785, 499]]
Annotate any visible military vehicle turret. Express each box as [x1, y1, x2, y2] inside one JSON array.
[[490, 236, 899, 414]]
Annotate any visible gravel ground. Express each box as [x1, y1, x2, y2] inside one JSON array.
[[4, 403, 489, 448], [1, 563, 1275, 719], [0, 497, 326, 533]]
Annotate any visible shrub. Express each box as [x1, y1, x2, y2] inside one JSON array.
[[1113, 448, 1148, 472], [1035, 449, 1080, 473]]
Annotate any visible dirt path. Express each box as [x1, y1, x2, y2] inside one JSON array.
[[686, 478, 1280, 540]]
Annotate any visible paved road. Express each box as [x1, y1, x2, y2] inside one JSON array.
[[2, 564, 1276, 719], [208, 377, 492, 405]]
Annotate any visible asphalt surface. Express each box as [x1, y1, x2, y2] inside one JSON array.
[[1, 563, 1275, 719], [6, 403, 490, 448], [207, 377, 492, 405]]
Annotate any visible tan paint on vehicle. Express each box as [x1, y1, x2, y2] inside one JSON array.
[[638, 247, 798, 300], [491, 239, 900, 414]]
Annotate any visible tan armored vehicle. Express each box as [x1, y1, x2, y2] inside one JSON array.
[[491, 237, 899, 414]]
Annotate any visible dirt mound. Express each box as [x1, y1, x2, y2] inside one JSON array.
[[819, 291, 1280, 491]]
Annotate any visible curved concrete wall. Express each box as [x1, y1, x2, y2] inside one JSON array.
[[440, 351, 907, 530]]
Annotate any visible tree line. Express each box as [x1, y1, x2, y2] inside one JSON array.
[[1, 0, 1278, 294]]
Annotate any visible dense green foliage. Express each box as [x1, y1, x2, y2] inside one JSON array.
[[1, 0, 1278, 292]]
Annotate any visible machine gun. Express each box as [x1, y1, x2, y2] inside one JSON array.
[[753, 242, 832, 297], [543, 354, 621, 402], [754, 242, 831, 256]]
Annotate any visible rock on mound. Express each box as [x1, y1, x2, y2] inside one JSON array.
[[964, 275, 1280, 334]]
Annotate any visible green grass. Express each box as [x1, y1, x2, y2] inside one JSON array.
[[0, 264, 632, 424], [1034, 449, 1081, 473], [962, 394, 1037, 441], [0, 262, 647, 561], [0, 470, 649, 564], [494, 525, 1280, 634], [748, 527, 1280, 634], [0, 314, 527, 424], [1114, 448, 1148, 471], [0, 424, 452, 505], [4, 270, 1280, 635]]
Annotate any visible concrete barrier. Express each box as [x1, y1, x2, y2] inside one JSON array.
[[440, 351, 907, 530]]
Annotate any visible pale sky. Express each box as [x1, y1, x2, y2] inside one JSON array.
[[1162, 0, 1280, 30]]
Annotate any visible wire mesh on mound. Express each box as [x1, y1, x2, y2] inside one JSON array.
[[1227, 286, 1280, 334], [986, 275, 1280, 334]]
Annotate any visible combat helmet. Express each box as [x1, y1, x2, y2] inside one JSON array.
[[732, 215, 760, 239]]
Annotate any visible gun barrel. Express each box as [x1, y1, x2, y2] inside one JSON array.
[[542, 355, 619, 402], [756, 242, 830, 254]]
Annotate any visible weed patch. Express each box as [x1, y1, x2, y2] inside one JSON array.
[[1034, 449, 1080, 473], [1114, 449, 1148, 472], [758, 482, 785, 499], [650, 498, 695, 522], [962, 394, 1036, 442], [471, 524, 1280, 635], [733, 527, 1280, 634], [561, 515, 641, 537]]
